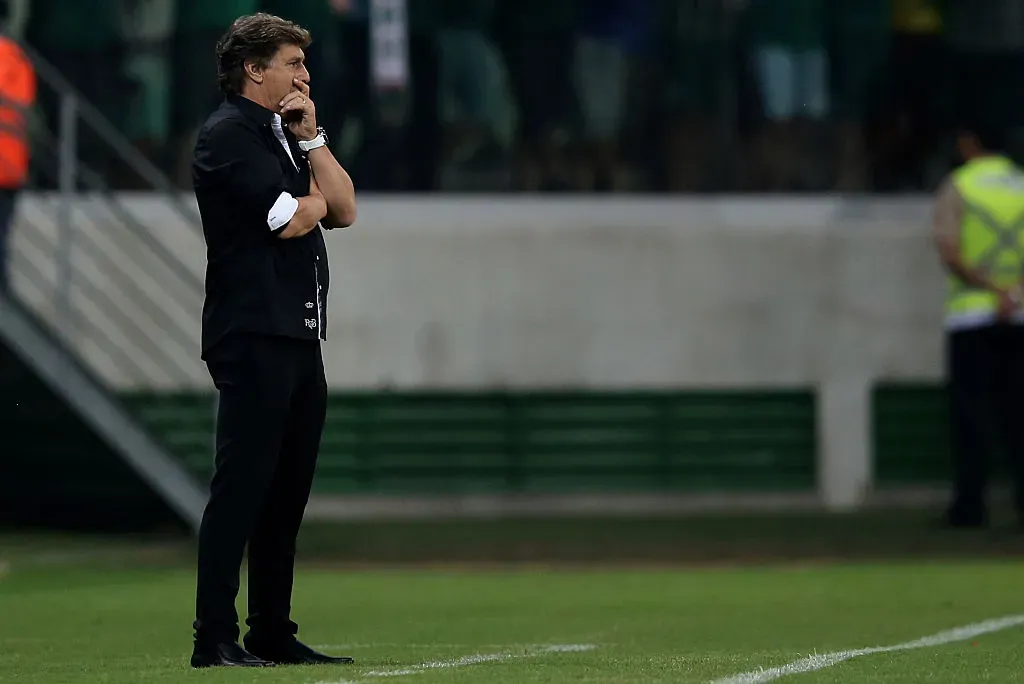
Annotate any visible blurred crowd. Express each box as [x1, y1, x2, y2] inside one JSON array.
[[8, 0, 1024, 193]]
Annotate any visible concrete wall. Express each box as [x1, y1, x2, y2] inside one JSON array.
[[7, 193, 946, 391]]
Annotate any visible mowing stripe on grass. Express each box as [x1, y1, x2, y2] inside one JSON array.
[[710, 614, 1024, 684], [312, 644, 595, 683]]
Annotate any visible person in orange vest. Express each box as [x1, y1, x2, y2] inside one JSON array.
[[0, 30, 35, 292]]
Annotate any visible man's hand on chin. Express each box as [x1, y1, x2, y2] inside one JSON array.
[[280, 78, 317, 140]]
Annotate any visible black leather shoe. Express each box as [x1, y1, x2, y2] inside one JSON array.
[[244, 636, 354, 665], [190, 641, 276, 668]]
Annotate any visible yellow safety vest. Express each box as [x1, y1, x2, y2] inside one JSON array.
[[947, 156, 1024, 320]]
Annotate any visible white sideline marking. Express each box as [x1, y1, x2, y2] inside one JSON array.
[[312, 644, 596, 684], [365, 652, 521, 677], [710, 614, 1024, 684], [309, 643, 535, 650], [365, 644, 595, 677]]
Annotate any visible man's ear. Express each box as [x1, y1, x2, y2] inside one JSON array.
[[244, 60, 264, 85]]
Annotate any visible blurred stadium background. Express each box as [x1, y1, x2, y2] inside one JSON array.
[[4, 0, 997, 533], [3, 1, 1024, 682]]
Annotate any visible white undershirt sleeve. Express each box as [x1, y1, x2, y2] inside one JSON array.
[[267, 191, 299, 231]]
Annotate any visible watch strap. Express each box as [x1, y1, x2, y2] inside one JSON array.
[[298, 133, 326, 152]]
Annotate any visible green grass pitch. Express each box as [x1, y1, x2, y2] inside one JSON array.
[[3, 513, 1024, 683]]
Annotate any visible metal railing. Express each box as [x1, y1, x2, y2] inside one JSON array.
[[19, 40, 202, 231], [8, 40, 207, 390]]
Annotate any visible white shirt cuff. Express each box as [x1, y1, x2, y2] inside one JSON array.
[[267, 192, 299, 231]]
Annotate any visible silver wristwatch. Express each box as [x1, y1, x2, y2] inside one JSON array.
[[298, 126, 329, 152]]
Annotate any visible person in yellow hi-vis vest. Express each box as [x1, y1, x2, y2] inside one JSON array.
[[932, 122, 1024, 528]]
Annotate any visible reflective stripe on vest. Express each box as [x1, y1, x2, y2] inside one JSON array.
[[947, 157, 1024, 321]]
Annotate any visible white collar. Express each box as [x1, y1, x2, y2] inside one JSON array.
[[270, 114, 298, 171]]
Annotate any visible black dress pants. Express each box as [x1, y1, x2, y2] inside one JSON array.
[[193, 333, 327, 644], [947, 323, 1024, 523]]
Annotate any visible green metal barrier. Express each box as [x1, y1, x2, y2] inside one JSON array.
[[121, 390, 817, 495]]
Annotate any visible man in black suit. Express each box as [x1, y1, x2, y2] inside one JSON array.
[[188, 12, 356, 668]]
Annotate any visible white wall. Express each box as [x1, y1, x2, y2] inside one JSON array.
[[8, 193, 946, 391]]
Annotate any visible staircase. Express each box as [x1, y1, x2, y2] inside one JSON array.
[[0, 295, 204, 531], [2, 40, 208, 532]]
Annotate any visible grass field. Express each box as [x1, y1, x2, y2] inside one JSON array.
[[3, 512, 1024, 683]]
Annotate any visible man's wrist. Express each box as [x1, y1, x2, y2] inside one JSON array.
[[298, 127, 328, 151], [993, 283, 1023, 302], [1010, 284, 1024, 304]]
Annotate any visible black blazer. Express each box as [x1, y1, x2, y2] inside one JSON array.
[[192, 93, 330, 358]]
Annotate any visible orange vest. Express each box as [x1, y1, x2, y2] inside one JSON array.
[[0, 37, 35, 188]]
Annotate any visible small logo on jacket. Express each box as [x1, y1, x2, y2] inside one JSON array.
[[305, 302, 315, 309], [305, 319, 317, 329]]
